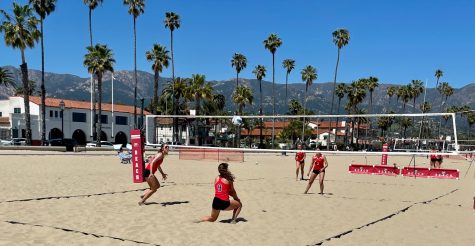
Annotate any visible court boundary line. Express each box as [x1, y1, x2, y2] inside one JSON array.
[[311, 189, 458, 245], [3, 220, 160, 246]]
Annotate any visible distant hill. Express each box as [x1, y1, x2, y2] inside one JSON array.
[[2, 66, 475, 116]]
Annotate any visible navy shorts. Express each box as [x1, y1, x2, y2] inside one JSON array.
[[212, 197, 230, 210]]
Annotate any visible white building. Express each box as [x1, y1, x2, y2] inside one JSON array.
[[0, 96, 149, 145]]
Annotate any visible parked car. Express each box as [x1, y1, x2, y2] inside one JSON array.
[[1, 139, 12, 146], [49, 138, 78, 151], [11, 138, 26, 146], [86, 141, 114, 148]]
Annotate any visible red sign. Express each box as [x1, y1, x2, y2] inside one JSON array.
[[348, 164, 374, 174], [401, 167, 431, 178], [373, 165, 400, 176], [131, 129, 145, 183], [381, 143, 388, 165], [427, 168, 459, 180]]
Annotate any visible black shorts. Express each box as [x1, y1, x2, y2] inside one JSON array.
[[143, 169, 151, 178], [298, 160, 304, 164], [313, 169, 325, 175], [212, 197, 230, 210]]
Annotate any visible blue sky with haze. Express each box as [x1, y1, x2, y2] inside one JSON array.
[[1, 0, 474, 88]]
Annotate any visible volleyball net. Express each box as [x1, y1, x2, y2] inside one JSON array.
[[143, 112, 475, 160]]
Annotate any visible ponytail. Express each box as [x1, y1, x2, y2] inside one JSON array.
[[218, 163, 234, 182]]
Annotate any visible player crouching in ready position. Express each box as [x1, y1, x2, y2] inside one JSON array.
[[200, 163, 242, 224]]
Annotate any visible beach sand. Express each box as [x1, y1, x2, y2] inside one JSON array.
[[0, 150, 474, 245]]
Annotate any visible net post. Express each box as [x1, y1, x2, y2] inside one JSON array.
[[451, 113, 459, 152]]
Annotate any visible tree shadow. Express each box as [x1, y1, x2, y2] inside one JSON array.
[[219, 217, 248, 224]]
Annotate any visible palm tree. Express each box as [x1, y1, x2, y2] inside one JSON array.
[[282, 59, 295, 106], [345, 79, 367, 146], [410, 80, 424, 112], [30, 0, 56, 145], [288, 99, 302, 115], [83, 0, 103, 141], [435, 69, 443, 88], [189, 74, 213, 145], [231, 53, 247, 88], [1, 3, 40, 145], [418, 101, 432, 139], [164, 11, 180, 142], [330, 29, 350, 115], [232, 85, 254, 147], [0, 67, 15, 88], [335, 83, 346, 142], [146, 44, 170, 115], [84, 44, 115, 147], [437, 82, 454, 137], [386, 86, 397, 110], [16, 80, 37, 96], [300, 65, 317, 142], [252, 65, 266, 147], [263, 33, 282, 147], [365, 77, 379, 114], [123, 0, 145, 128], [467, 112, 475, 138]]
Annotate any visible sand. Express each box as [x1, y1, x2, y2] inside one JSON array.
[[0, 150, 474, 246]]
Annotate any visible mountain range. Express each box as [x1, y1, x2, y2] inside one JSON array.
[[2, 66, 475, 117]]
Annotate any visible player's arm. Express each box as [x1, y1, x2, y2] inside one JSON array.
[[322, 156, 329, 171], [229, 181, 240, 202]]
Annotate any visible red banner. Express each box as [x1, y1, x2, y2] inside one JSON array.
[[348, 164, 374, 174], [401, 167, 431, 178], [373, 165, 400, 176], [427, 168, 459, 180], [131, 129, 145, 183]]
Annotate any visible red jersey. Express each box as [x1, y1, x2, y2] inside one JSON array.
[[295, 152, 305, 161], [312, 155, 325, 171], [430, 150, 438, 160], [145, 157, 163, 174], [214, 176, 230, 201]]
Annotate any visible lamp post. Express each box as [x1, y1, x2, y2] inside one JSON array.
[[59, 100, 65, 139]]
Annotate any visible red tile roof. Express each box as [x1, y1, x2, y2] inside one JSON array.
[[26, 96, 150, 115], [0, 117, 9, 125]]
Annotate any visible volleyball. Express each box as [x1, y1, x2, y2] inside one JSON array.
[[232, 116, 243, 126]]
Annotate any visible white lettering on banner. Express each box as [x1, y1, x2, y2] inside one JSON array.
[[135, 175, 139, 180], [134, 150, 138, 155], [135, 157, 138, 161]]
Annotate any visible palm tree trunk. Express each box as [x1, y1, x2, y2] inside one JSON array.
[[195, 95, 199, 145], [259, 79, 263, 147], [40, 17, 46, 145], [20, 49, 32, 146], [88, 8, 97, 141], [285, 72, 288, 110], [271, 53, 275, 148], [328, 48, 341, 150], [301, 87, 307, 142], [171, 30, 179, 143], [96, 74, 102, 146], [152, 70, 159, 144], [133, 16, 138, 129], [335, 98, 341, 145], [235, 72, 239, 113]]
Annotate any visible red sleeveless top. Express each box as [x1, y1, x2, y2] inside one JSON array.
[[312, 155, 325, 171], [145, 157, 163, 174], [214, 176, 230, 201], [296, 152, 305, 161]]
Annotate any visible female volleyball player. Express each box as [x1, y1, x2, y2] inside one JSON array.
[[200, 163, 242, 224], [138, 144, 169, 206], [429, 148, 443, 168], [304, 150, 329, 195], [295, 145, 306, 181]]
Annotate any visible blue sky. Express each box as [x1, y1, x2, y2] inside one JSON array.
[[1, 0, 474, 88]]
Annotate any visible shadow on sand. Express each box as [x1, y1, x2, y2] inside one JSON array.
[[219, 217, 248, 224]]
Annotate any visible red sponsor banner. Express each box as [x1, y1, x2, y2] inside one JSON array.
[[427, 168, 459, 180], [373, 165, 400, 176], [401, 167, 431, 178], [348, 164, 374, 174], [131, 129, 145, 183], [381, 143, 388, 165]]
